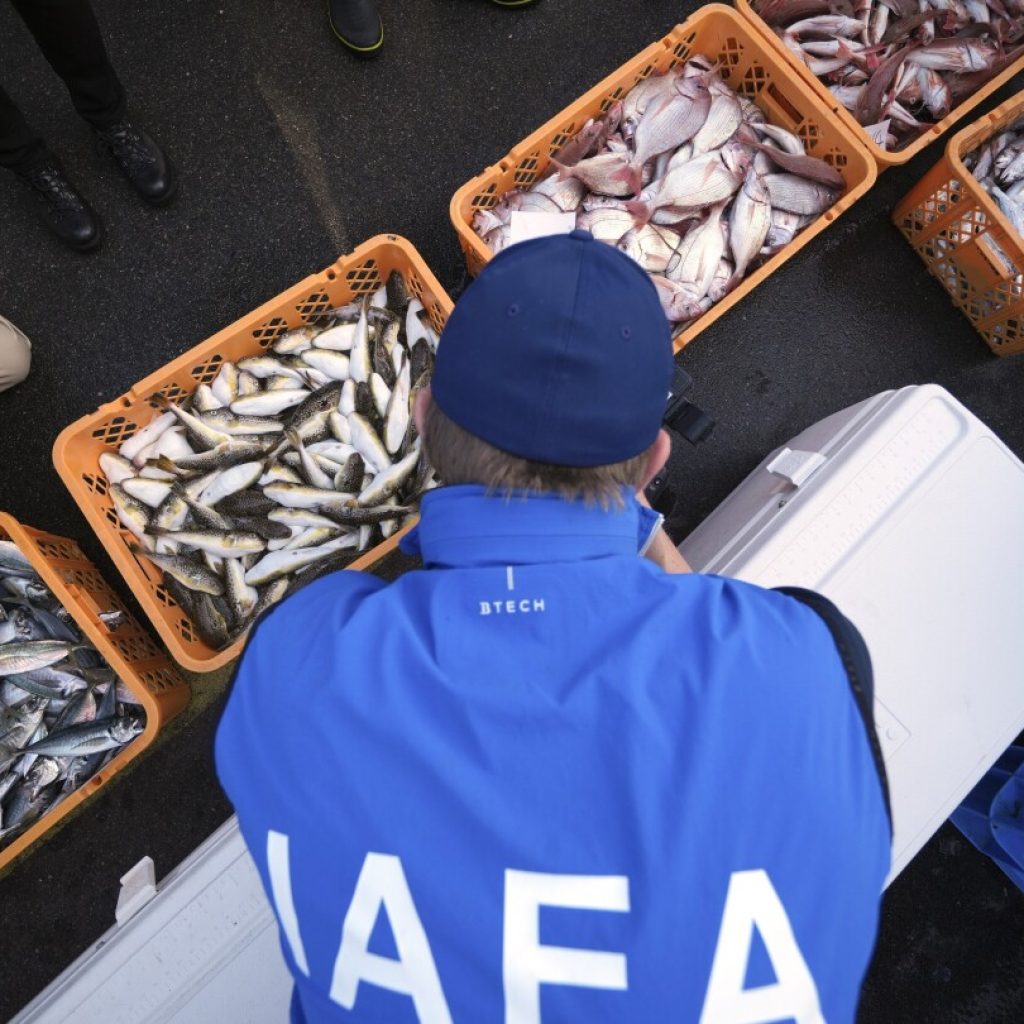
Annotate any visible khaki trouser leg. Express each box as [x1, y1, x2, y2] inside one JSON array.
[[0, 317, 31, 394]]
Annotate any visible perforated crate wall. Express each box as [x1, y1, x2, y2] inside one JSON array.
[[0, 513, 189, 872], [894, 94, 1024, 357], [449, 4, 876, 348], [53, 235, 454, 673]]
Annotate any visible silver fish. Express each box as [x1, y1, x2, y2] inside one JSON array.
[[133, 548, 225, 596], [528, 173, 588, 211], [101, 277, 434, 652], [762, 173, 837, 215], [357, 448, 421, 507], [200, 410, 285, 436], [0, 640, 80, 677], [210, 362, 240, 404], [98, 452, 135, 486], [616, 224, 684, 275], [729, 168, 773, 283], [348, 301, 372, 384], [349, 414, 392, 475], [197, 462, 265, 507], [626, 76, 712, 194], [122, 477, 173, 508], [244, 536, 359, 586], [22, 716, 144, 757], [384, 356, 412, 456], [691, 78, 742, 155], [575, 207, 635, 244], [556, 152, 634, 198], [631, 151, 743, 223], [287, 429, 335, 491], [230, 390, 309, 417], [120, 411, 176, 465], [666, 202, 729, 300], [301, 348, 351, 380], [147, 529, 266, 559], [3, 667, 87, 700]]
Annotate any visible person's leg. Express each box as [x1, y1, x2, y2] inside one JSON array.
[[0, 79, 102, 251], [0, 83, 50, 174], [0, 316, 32, 395], [10, 0, 125, 130], [11, 0, 176, 204]]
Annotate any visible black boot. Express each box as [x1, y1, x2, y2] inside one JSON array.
[[17, 159, 102, 252], [328, 0, 383, 55], [94, 120, 177, 205]]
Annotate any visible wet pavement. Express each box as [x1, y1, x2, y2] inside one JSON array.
[[0, 0, 1022, 1019]]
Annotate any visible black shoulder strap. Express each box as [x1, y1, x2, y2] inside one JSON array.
[[775, 586, 893, 834]]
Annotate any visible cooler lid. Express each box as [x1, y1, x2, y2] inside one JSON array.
[[684, 385, 1024, 881]]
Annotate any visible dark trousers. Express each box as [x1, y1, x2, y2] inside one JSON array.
[[0, 0, 125, 173]]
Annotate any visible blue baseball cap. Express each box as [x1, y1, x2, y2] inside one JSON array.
[[431, 230, 673, 467]]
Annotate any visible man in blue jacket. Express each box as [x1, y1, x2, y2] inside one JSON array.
[[216, 230, 891, 1023]]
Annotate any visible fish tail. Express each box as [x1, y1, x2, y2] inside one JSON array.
[[624, 199, 652, 229], [148, 455, 181, 476], [835, 39, 859, 63], [151, 393, 181, 414], [550, 157, 573, 181], [610, 160, 643, 198]]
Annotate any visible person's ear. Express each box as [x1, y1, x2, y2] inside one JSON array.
[[638, 429, 671, 491], [414, 387, 431, 438]]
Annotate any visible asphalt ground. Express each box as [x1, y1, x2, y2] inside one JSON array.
[[0, 0, 1023, 1019]]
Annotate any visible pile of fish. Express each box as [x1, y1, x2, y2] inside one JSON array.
[[472, 56, 844, 328], [963, 117, 1024, 235], [0, 541, 144, 850], [99, 274, 438, 651], [755, 0, 1024, 152]]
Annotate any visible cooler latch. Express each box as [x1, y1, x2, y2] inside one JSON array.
[[766, 447, 826, 488], [115, 855, 158, 925]]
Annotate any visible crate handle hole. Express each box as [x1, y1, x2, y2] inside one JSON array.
[[765, 84, 802, 129], [326, 270, 337, 281]]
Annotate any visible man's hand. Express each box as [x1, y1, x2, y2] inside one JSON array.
[[637, 492, 692, 574]]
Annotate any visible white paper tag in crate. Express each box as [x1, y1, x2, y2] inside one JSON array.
[[509, 211, 577, 247]]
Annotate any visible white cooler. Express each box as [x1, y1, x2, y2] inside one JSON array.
[[680, 383, 1024, 883], [14, 384, 1024, 1021], [11, 817, 292, 1023]]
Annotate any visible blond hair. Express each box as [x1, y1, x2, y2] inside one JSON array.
[[422, 400, 652, 508]]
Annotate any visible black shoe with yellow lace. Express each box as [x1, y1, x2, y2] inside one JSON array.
[[328, 0, 383, 55]]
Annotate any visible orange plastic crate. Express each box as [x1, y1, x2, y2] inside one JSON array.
[[893, 91, 1024, 356], [53, 235, 454, 674], [735, 0, 1024, 169], [449, 4, 876, 351], [0, 513, 188, 873]]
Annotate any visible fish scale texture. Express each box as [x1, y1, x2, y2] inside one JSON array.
[[0, 0, 1023, 1020]]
